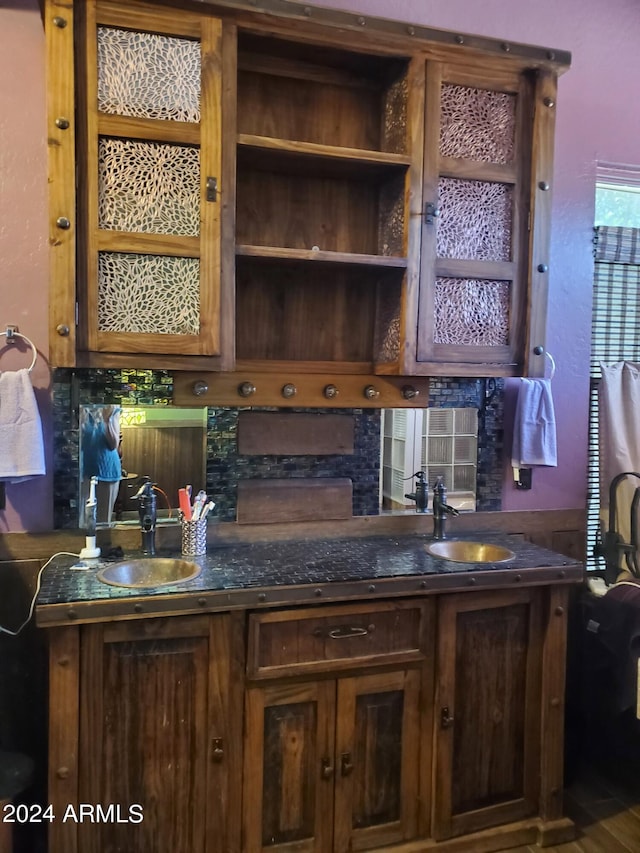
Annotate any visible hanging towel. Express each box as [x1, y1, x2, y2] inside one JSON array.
[[511, 378, 557, 468], [0, 368, 45, 483]]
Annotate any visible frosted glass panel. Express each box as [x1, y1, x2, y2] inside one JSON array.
[[98, 253, 200, 335], [437, 178, 512, 261], [98, 139, 200, 235], [434, 278, 510, 346], [440, 84, 516, 164], [98, 27, 201, 122]]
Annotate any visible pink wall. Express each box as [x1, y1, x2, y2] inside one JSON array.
[[0, 3, 51, 533], [2, 0, 640, 530]]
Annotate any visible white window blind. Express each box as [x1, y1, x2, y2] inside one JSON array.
[[588, 225, 640, 570]]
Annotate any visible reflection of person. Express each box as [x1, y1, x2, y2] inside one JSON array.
[[80, 405, 122, 525]]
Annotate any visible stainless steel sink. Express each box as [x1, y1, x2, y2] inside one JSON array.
[[426, 540, 515, 564], [96, 558, 202, 588]]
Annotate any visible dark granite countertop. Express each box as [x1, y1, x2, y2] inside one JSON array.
[[35, 533, 584, 627]]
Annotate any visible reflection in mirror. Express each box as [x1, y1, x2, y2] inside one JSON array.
[[79, 405, 207, 527], [380, 408, 478, 512]]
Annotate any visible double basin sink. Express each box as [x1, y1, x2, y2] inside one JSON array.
[[95, 540, 515, 589]]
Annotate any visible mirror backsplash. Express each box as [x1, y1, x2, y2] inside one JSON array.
[[53, 369, 503, 529]]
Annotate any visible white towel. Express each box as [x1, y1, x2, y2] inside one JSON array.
[[0, 368, 46, 482], [511, 378, 557, 468]]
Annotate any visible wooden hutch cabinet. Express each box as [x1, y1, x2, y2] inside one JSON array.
[[46, 0, 569, 378]]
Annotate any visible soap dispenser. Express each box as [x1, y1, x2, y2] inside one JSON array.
[[135, 477, 157, 556]]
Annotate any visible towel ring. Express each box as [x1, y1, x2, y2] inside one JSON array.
[[0, 328, 38, 372], [533, 346, 556, 380]]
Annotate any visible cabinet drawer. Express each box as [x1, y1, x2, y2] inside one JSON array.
[[247, 601, 429, 679]]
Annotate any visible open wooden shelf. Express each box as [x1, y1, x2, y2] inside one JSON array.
[[237, 133, 411, 178], [235, 244, 407, 269]]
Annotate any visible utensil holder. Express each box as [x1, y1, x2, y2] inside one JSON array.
[[181, 518, 207, 556]]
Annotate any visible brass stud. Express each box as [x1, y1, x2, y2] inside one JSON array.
[[303, 6, 312, 15], [538, 181, 550, 191], [402, 385, 419, 400], [537, 263, 548, 273], [547, 50, 556, 61], [501, 42, 511, 52], [323, 384, 339, 399], [281, 383, 297, 398], [407, 26, 415, 35], [134, 604, 143, 613], [56, 767, 70, 779], [192, 380, 208, 396], [67, 608, 77, 620], [56, 324, 70, 337], [357, 16, 366, 25], [55, 117, 70, 130], [258, 592, 266, 602], [368, 584, 376, 592], [455, 35, 464, 44], [56, 216, 71, 230], [543, 96, 555, 108], [314, 588, 322, 597], [364, 385, 379, 400], [198, 597, 207, 606], [238, 381, 256, 397], [52, 16, 67, 28], [555, 606, 564, 616]]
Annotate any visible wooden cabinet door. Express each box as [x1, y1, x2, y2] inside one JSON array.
[[433, 589, 543, 839], [78, 614, 241, 853], [333, 670, 421, 852], [406, 62, 557, 377], [74, 1, 232, 365], [243, 681, 336, 853]]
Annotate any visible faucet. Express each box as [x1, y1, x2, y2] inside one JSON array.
[[405, 471, 429, 512], [134, 477, 157, 556], [593, 471, 640, 584], [432, 476, 459, 540]]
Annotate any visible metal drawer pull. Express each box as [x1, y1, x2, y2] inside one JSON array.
[[311, 624, 374, 639]]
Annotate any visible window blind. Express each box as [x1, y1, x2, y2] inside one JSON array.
[[588, 226, 640, 570]]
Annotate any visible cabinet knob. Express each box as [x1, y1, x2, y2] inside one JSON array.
[[323, 384, 339, 399], [340, 753, 354, 776], [424, 202, 440, 224], [192, 380, 208, 396], [56, 216, 71, 230], [401, 384, 419, 400], [238, 381, 256, 398], [440, 707, 455, 729], [320, 757, 334, 779], [364, 385, 379, 400], [56, 324, 70, 337], [281, 383, 297, 398], [211, 737, 224, 762]]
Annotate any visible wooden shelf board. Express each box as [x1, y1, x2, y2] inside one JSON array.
[[238, 133, 410, 170], [236, 244, 407, 268]]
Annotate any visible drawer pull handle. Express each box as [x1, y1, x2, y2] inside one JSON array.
[[341, 752, 354, 776], [321, 757, 334, 779], [313, 624, 373, 639]]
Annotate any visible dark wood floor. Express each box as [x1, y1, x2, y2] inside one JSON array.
[[504, 760, 640, 853]]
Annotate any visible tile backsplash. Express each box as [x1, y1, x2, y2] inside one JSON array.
[[53, 369, 503, 528]]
